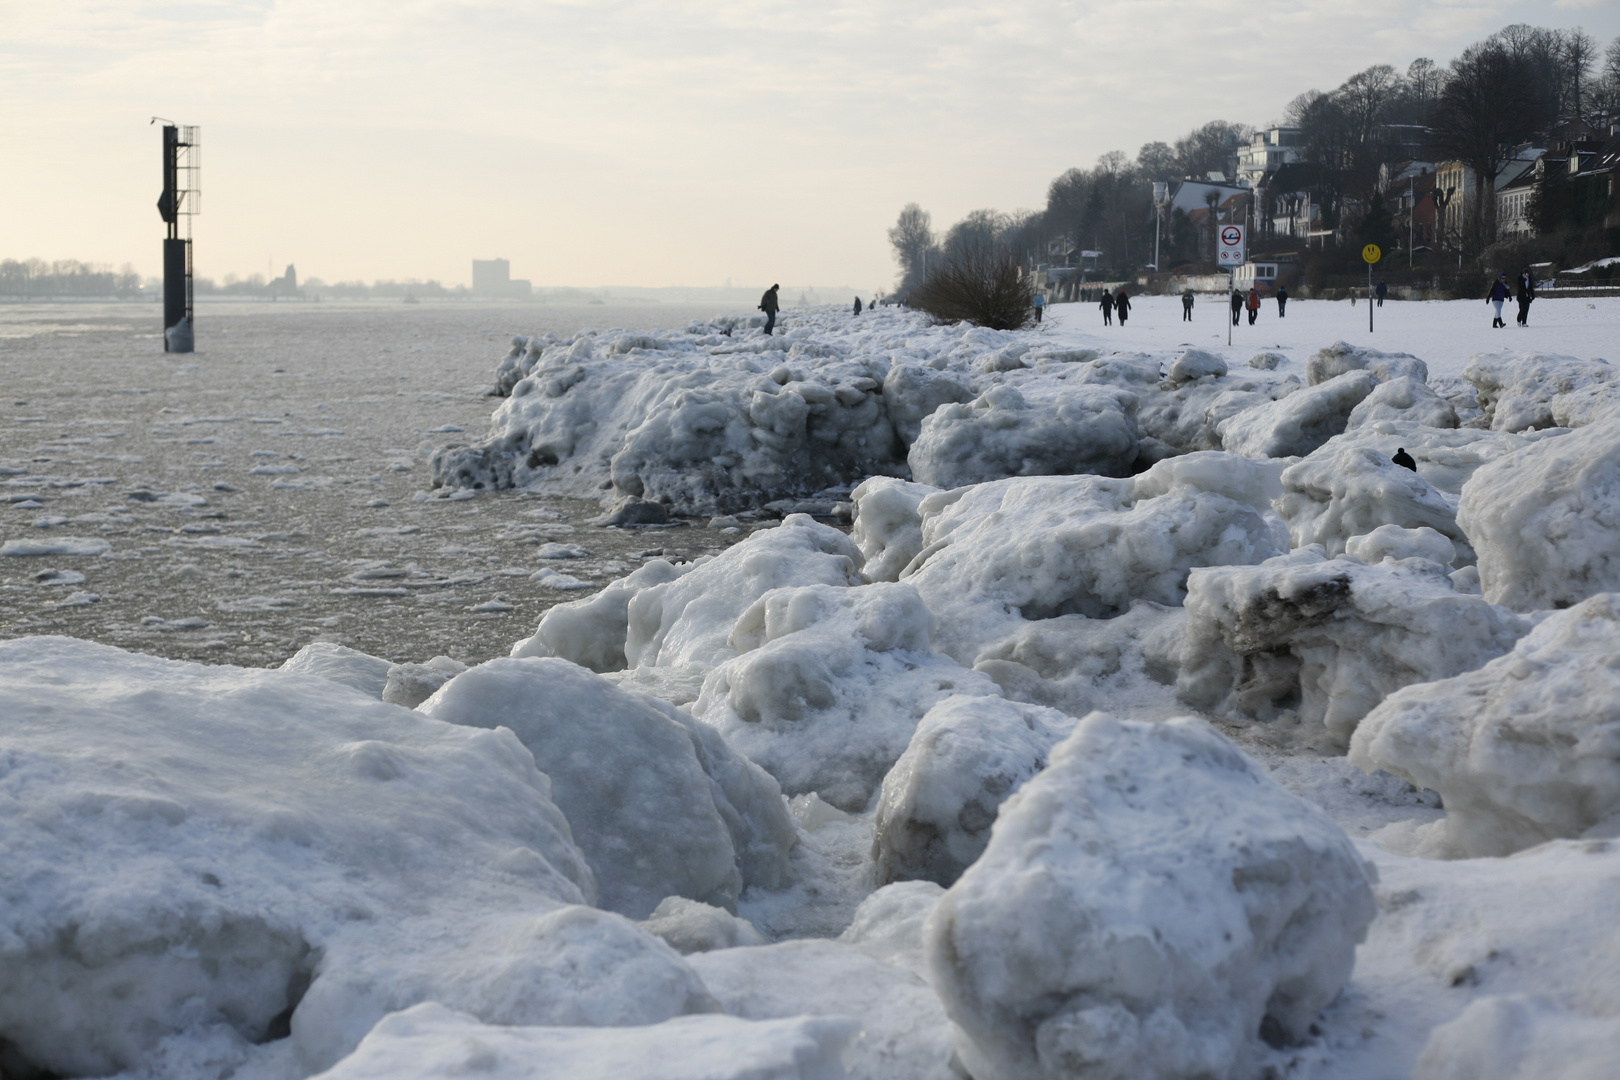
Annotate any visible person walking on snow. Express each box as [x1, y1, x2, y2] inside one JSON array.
[[1033, 292, 1047, 323], [1376, 281, 1387, 307], [1246, 287, 1260, 325], [1515, 271, 1535, 326], [1276, 284, 1288, 317], [1229, 289, 1243, 326], [1114, 290, 1132, 325], [1099, 289, 1114, 326], [759, 284, 780, 335], [1181, 289, 1195, 321], [853, 296, 862, 316], [1487, 273, 1510, 328]]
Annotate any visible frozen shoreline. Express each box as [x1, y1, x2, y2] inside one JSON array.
[[5, 297, 1620, 1080]]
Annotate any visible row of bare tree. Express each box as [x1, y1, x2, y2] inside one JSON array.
[[891, 24, 1620, 291]]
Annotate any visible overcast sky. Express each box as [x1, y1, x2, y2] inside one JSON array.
[[5, 1, 1618, 291]]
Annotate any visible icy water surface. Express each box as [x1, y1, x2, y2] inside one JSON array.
[[0, 300, 748, 667]]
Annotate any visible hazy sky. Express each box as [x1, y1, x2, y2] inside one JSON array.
[[5, 1, 1618, 291]]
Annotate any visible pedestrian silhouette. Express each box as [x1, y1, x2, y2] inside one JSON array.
[[1100, 289, 1114, 326], [760, 284, 780, 335], [1392, 447, 1417, 472]]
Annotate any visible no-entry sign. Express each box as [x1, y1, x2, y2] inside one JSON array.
[[1217, 225, 1247, 267]]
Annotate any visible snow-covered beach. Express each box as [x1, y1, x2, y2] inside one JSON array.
[[5, 295, 1620, 1080]]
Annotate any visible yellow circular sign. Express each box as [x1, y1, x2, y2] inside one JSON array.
[[1363, 244, 1382, 264]]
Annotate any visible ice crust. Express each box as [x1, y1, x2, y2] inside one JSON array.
[[418, 656, 798, 917], [310, 1003, 856, 1080], [1178, 547, 1530, 744], [1350, 593, 1620, 857], [1457, 414, 1620, 611], [925, 714, 1376, 1080]]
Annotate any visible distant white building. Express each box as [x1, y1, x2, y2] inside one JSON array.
[[472, 258, 532, 298], [1236, 127, 1302, 188]]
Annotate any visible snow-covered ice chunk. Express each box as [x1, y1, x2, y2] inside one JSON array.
[[1135, 381, 1276, 454], [0, 636, 637, 1079], [1178, 548, 1530, 745], [1304, 420, 1551, 494], [1345, 375, 1459, 429], [528, 567, 591, 590], [1344, 524, 1459, 566], [536, 541, 589, 559], [1165, 347, 1227, 383], [873, 695, 1077, 887], [310, 1004, 854, 1080], [900, 459, 1287, 660], [420, 657, 797, 917], [515, 558, 689, 670], [688, 939, 955, 1080], [1463, 350, 1617, 431], [626, 515, 864, 672], [1350, 593, 1620, 857], [925, 714, 1376, 1080], [638, 897, 766, 955], [849, 475, 935, 583], [694, 582, 999, 811], [907, 383, 1140, 488], [1276, 439, 1469, 559], [882, 362, 971, 446], [1306, 340, 1429, 385], [1457, 415, 1620, 611], [0, 535, 111, 557], [1216, 370, 1376, 458], [1414, 995, 1620, 1080], [279, 640, 396, 698], [837, 881, 946, 983], [382, 656, 466, 708]]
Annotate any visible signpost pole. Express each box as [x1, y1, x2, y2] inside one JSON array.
[[1228, 268, 1233, 347], [1368, 261, 1374, 333], [1362, 243, 1381, 334], [1218, 224, 1246, 350]]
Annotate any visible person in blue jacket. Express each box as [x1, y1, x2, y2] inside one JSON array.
[[1487, 273, 1510, 328]]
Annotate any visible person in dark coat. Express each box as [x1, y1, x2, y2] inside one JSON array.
[[1487, 273, 1510, 328], [760, 284, 780, 335], [1276, 285, 1288, 317], [1114, 290, 1132, 324], [1392, 447, 1417, 472], [1100, 289, 1114, 326], [1246, 287, 1260, 325], [1515, 271, 1535, 326], [853, 296, 863, 316], [1181, 289, 1195, 321], [1376, 281, 1388, 307], [1229, 289, 1243, 326]]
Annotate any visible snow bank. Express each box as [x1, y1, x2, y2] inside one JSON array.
[[848, 476, 934, 582], [1179, 548, 1529, 744], [418, 656, 797, 917], [894, 455, 1287, 658], [872, 695, 1076, 887], [836, 881, 945, 983], [1457, 415, 1620, 611], [514, 558, 688, 671], [0, 637, 733, 1078], [312, 1004, 855, 1080], [1344, 375, 1458, 429], [1463, 350, 1617, 431], [1305, 340, 1429, 385], [693, 581, 999, 811], [1299, 420, 1548, 495], [925, 714, 1375, 1080], [279, 641, 396, 698], [1217, 370, 1376, 458], [907, 383, 1140, 487], [1135, 380, 1278, 454], [687, 940, 955, 1080], [638, 897, 767, 955], [1276, 439, 1469, 559], [1350, 593, 1620, 857], [1415, 995, 1620, 1080]]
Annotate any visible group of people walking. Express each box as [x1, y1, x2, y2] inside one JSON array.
[[1098, 289, 1132, 325]]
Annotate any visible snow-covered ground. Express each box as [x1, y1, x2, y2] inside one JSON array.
[[5, 295, 1620, 1080]]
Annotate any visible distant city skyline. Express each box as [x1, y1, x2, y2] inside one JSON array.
[[5, 1, 1618, 291]]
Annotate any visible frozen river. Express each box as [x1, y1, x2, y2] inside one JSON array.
[[0, 300, 748, 668]]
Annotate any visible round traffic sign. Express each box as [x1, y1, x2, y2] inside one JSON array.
[[1222, 227, 1242, 246], [1363, 244, 1382, 264]]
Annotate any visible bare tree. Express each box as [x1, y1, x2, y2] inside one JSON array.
[[1562, 28, 1599, 118], [911, 244, 1035, 331], [1430, 41, 1556, 248], [1137, 141, 1175, 179], [888, 203, 938, 292]]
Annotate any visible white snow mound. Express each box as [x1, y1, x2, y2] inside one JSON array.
[[925, 714, 1376, 1080], [1350, 592, 1620, 857], [1216, 370, 1376, 458]]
